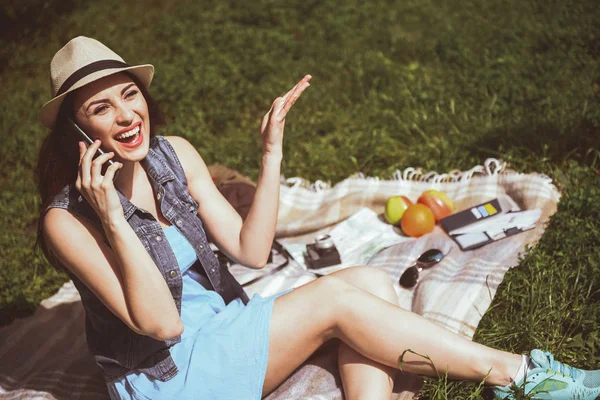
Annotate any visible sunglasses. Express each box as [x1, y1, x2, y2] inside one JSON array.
[[399, 249, 446, 288]]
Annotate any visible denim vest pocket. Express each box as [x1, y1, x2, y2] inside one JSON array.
[[177, 192, 199, 214], [132, 340, 179, 382]]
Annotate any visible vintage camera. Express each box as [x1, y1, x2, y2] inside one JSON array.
[[305, 234, 342, 269]]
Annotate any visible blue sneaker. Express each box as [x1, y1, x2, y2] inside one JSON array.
[[492, 349, 600, 399]]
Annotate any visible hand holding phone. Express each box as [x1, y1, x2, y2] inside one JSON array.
[[69, 118, 120, 181], [73, 119, 125, 223]]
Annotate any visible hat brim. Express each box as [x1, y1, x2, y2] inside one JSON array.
[[39, 64, 155, 128]]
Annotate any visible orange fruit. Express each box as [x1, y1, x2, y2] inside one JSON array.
[[417, 190, 454, 221], [401, 204, 435, 237]]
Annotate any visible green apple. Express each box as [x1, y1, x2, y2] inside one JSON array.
[[384, 195, 413, 225]]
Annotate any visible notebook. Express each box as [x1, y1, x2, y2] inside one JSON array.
[[440, 195, 541, 251]]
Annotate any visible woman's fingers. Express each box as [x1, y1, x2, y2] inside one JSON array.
[[280, 75, 312, 106], [76, 141, 85, 190], [102, 161, 122, 186], [270, 76, 312, 121], [282, 75, 312, 101], [281, 81, 310, 115], [73, 138, 124, 222], [79, 140, 107, 187], [281, 83, 300, 103], [79, 140, 101, 188], [78, 141, 86, 162], [91, 152, 115, 185], [261, 75, 312, 135], [273, 81, 311, 121]]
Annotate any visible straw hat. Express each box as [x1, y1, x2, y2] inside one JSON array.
[[39, 36, 154, 128]]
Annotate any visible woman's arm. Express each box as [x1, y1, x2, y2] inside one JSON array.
[[169, 75, 311, 269], [44, 208, 183, 340], [167, 137, 280, 269]]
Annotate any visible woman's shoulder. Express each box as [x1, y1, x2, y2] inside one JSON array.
[[150, 134, 194, 150], [158, 135, 199, 159], [45, 183, 98, 221], [150, 135, 206, 183], [43, 183, 105, 235], [45, 183, 78, 211]]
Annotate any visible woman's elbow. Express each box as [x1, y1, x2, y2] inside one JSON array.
[[143, 319, 184, 341], [245, 257, 268, 270]]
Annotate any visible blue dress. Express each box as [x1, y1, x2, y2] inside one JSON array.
[[107, 225, 292, 400]]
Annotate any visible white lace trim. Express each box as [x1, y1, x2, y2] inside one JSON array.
[[281, 158, 553, 192]]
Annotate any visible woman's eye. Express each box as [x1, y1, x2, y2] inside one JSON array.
[[125, 90, 138, 99], [93, 105, 108, 115]]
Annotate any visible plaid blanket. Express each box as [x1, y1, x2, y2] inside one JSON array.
[[0, 159, 559, 400]]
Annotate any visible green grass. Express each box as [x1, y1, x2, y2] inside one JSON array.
[[1, 0, 599, 398]]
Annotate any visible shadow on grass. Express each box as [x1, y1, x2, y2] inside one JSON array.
[[0, 301, 39, 329], [467, 119, 600, 169], [0, 0, 83, 73]]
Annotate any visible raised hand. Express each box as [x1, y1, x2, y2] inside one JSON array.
[[75, 140, 124, 225], [260, 74, 312, 157]]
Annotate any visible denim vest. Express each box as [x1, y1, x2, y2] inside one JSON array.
[[45, 136, 250, 382]]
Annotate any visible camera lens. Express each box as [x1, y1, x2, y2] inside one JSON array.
[[315, 234, 334, 250]]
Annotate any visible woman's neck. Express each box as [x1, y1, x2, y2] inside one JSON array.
[[113, 160, 149, 200]]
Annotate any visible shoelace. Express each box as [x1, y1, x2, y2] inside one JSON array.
[[544, 351, 582, 379]]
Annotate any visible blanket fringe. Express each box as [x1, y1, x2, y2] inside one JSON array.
[[282, 158, 512, 192]]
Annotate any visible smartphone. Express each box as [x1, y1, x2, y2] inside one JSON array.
[[68, 118, 119, 180]]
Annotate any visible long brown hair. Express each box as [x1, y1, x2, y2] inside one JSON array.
[[34, 73, 165, 269]]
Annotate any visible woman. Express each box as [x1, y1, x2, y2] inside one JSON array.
[[35, 36, 599, 400]]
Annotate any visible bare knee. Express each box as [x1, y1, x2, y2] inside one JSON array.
[[309, 270, 398, 341], [336, 266, 398, 305], [315, 275, 356, 304], [311, 275, 361, 341]]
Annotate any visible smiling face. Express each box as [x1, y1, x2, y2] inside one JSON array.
[[71, 72, 150, 162]]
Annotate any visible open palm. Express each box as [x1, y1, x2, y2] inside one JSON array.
[[260, 75, 312, 156]]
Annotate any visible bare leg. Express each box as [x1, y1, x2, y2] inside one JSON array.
[[332, 267, 397, 400], [261, 269, 522, 398]]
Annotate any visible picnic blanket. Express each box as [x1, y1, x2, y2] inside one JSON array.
[[0, 159, 560, 400]]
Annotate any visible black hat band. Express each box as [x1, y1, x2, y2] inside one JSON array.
[[56, 60, 130, 96]]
